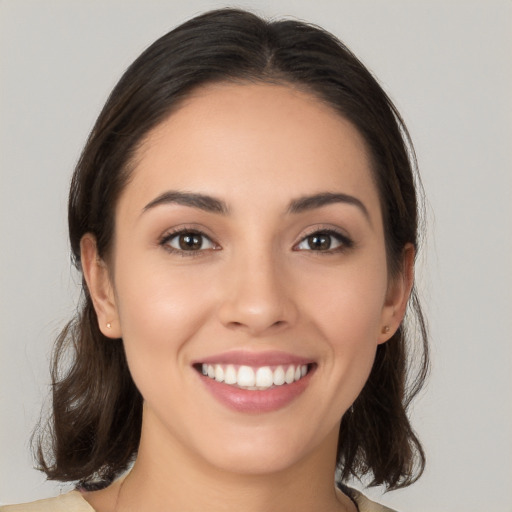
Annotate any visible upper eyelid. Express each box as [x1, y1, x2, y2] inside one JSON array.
[[157, 224, 353, 248], [159, 227, 219, 251], [294, 226, 354, 250], [159, 225, 216, 242], [297, 225, 351, 241], [159, 229, 220, 258]]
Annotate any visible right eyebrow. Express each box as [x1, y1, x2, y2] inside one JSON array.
[[141, 190, 229, 216], [287, 192, 371, 225]]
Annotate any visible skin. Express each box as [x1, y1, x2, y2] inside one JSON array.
[[81, 83, 414, 512]]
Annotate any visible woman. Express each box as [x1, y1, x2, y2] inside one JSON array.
[[2, 8, 428, 512]]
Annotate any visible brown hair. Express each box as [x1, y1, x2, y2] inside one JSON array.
[[35, 8, 429, 491]]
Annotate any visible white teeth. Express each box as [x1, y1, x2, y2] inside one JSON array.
[[201, 363, 310, 390], [255, 367, 273, 388], [285, 365, 295, 384], [214, 365, 224, 382], [237, 366, 255, 387], [224, 364, 237, 384], [273, 366, 285, 385]]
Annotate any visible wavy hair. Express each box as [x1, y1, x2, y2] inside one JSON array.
[[35, 8, 429, 491]]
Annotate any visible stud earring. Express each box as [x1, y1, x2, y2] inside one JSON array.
[[106, 322, 112, 329], [382, 325, 390, 334]]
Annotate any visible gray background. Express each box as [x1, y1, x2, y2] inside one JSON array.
[[1, 1, 511, 510]]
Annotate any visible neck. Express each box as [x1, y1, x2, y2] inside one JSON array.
[[112, 414, 350, 512]]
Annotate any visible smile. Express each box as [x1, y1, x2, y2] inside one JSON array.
[[200, 363, 310, 390], [194, 351, 315, 413]]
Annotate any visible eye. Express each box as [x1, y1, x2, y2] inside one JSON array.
[[161, 230, 217, 253], [295, 230, 352, 252]]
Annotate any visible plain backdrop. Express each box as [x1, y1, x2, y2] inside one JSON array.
[[1, 1, 511, 510]]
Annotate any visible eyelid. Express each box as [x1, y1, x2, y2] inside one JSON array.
[[293, 226, 354, 252], [159, 226, 220, 255]]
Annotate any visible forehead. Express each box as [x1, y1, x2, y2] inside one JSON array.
[[120, 82, 381, 220]]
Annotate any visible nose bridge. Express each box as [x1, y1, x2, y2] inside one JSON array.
[[217, 243, 296, 334]]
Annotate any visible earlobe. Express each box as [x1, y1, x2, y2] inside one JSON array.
[[378, 243, 415, 344], [80, 234, 122, 339]]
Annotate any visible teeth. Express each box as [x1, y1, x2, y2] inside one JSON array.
[[285, 365, 295, 384], [200, 363, 309, 390], [255, 367, 273, 388], [237, 366, 255, 387], [224, 364, 237, 384], [273, 366, 285, 385], [214, 365, 224, 382]]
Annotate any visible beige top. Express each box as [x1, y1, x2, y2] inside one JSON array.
[[0, 488, 396, 512]]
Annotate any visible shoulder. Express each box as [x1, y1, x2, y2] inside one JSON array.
[[0, 491, 95, 512], [340, 485, 398, 512]]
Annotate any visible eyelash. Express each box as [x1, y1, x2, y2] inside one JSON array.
[[293, 228, 354, 254], [159, 228, 219, 257], [159, 227, 353, 256]]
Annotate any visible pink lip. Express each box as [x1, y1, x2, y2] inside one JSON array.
[[194, 351, 316, 414], [199, 373, 313, 413], [195, 350, 312, 367]]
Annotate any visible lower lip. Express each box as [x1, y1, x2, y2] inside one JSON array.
[[198, 368, 314, 413]]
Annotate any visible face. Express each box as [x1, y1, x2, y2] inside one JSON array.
[[84, 83, 408, 477]]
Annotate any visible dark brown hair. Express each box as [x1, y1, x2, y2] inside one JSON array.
[[35, 8, 429, 491]]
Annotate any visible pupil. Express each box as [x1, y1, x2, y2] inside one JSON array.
[[308, 234, 330, 250], [179, 233, 202, 250]]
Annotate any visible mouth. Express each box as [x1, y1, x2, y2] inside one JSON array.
[[194, 363, 312, 391], [192, 351, 316, 413]]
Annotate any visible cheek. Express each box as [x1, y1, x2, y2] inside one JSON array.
[[306, 258, 388, 341], [114, 254, 210, 331], [112, 258, 214, 382], [303, 257, 388, 399]]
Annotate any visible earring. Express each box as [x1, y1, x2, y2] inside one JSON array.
[[106, 322, 112, 329], [382, 325, 390, 334]]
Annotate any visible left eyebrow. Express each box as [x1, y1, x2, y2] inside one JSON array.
[[142, 190, 229, 215], [287, 192, 371, 224]]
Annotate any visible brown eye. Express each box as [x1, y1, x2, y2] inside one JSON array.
[[162, 230, 217, 252], [295, 230, 352, 252], [178, 233, 203, 250], [306, 233, 332, 251]]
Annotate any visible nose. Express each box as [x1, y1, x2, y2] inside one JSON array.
[[216, 252, 298, 336]]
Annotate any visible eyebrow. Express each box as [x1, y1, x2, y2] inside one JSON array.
[[142, 191, 229, 215], [287, 192, 370, 222], [141, 190, 370, 223]]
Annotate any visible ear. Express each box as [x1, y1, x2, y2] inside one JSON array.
[[378, 243, 415, 344], [80, 234, 122, 339]]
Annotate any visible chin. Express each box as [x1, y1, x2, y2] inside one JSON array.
[[205, 443, 306, 476], [193, 420, 338, 477]]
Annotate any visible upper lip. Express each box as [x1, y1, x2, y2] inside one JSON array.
[[193, 350, 314, 367]]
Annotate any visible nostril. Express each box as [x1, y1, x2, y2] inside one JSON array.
[[228, 319, 286, 330], [217, 290, 298, 334]]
